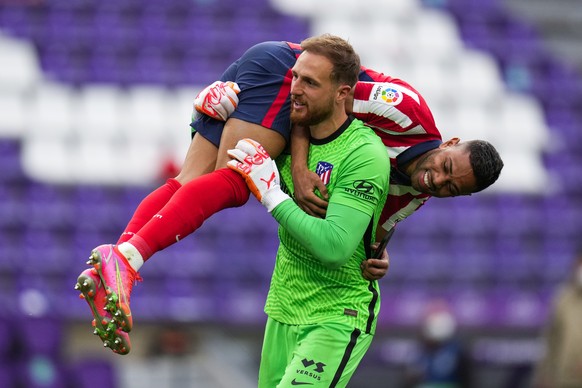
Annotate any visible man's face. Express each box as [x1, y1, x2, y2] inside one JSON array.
[[409, 139, 478, 198], [289, 51, 337, 126]]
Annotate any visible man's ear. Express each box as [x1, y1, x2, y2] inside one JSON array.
[[440, 137, 461, 148], [337, 85, 352, 102]]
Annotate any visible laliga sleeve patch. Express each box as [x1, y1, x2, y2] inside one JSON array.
[[378, 85, 404, 106]]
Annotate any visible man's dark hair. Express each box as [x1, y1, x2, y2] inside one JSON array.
[[466, 140, 504, 193]]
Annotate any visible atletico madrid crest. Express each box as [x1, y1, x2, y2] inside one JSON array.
[[316, 161, 333, 185]]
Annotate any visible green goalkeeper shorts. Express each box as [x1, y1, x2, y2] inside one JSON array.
[[258, 317, 373, 388]]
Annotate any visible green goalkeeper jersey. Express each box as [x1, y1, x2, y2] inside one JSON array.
[[266, 116, 390, 335]]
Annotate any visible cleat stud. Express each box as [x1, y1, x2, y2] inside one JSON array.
[[79, 294, 85, 299], [74, 284, 80, 290]]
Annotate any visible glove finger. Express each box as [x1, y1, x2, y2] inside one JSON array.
[[221, 98, 237, 115], [227, 159, 252, 176], [214, 105, 228, 122], [226, 81, 241, 94], [237, 138, 270, 160], [235, 139, 259, 156], [226, 148, 249, 163], [226, 159, 241, 171]]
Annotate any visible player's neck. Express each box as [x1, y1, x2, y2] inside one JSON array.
[[310, 111, 349, 140]]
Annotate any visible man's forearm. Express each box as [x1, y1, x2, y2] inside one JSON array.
[[290, 124, 310, 174], [272, 200, 370, 269]]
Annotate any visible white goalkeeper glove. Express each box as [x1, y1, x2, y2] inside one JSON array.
[[227, 138, 290, 212], [193, 80, 241, 121]]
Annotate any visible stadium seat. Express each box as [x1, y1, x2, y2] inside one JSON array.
[[0, 33, 41, 92], [379, 284, 434, 327], [69, 358, 118, 388], [17, 356, 68, 388], [216, 280, 269, 324], [487, 286, 546, 327], [444, 285, 490, 327], [0, 363, 16, 388], [17, 317, 64, 357]]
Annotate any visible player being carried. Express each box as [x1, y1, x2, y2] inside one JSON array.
[[75, 35, 504, 355]]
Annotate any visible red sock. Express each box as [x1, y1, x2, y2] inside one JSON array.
[[128, 168, 250, 260], [117, 178, 182, 244]]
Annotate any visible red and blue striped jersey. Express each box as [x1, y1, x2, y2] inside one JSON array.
[[353, 67, 442, 231]]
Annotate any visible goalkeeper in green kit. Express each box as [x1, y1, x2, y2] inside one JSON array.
[[228, 34, 390, 388]]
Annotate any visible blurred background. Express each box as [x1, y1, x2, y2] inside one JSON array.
[[0, 0, 581, 386]]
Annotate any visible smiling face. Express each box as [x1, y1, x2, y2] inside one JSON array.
[[407, 138, 478, 197]]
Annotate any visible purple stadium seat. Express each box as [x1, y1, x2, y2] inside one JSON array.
[[160, 277, 216, 321], [17, 317, 64, 357], [379, 285, 434, 327], [69, 358, 118, 388], [18, 356, 68, 388], [25, 184, 75, 231], [392, 236, 450, 282], [71, 186, 126, 232], [487, 286, 545, 327], [542, 194, 582, 236], [446, 286, 490, 327], [0, 318, 17, 361], [491, 237, 539, 282], [494, 195, 544, 238], [539, 237, 576, 285], [450, 249, 493, 283], [0, 140, 26, 184], [146, 240, 218, 279], [0, 363, 16, 388], [449, 196, 498, 236], [216, 280, 269, 324]]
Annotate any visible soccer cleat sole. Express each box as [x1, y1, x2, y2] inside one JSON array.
[[87, 249, 133, 333], [75, 272, 131, 355]]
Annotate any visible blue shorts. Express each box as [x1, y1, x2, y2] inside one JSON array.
[[191, 41, 301, 147]]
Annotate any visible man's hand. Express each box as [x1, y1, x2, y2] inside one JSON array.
[[227, 138, 290, 212], [292, 168, 329, 218], [194, 81, 240, 121], [361, 242, 390, 281]]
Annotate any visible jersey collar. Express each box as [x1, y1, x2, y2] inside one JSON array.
[[310, 116, 354, 145]]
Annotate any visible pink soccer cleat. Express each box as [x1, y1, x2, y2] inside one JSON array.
[[75, 244, 141, 354]]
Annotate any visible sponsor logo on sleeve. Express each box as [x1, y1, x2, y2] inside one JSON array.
[[373, 84, 404, 106], [344, 180, 376, 202]]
